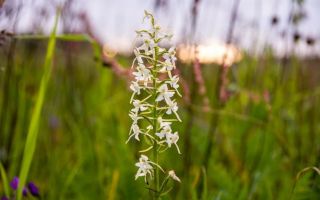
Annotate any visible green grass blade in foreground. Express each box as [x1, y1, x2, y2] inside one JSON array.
[[290, 166, 320, 200], [15, 34, 92, 42], [0, 162, 10, 197], [201, 167, 208, 200], [17, 13, 59, 200]]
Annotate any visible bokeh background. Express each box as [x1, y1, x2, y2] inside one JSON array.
[[0, 0, 320, 199]]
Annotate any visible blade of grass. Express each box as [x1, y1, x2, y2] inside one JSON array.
[[201, 167, 208, 200], [17, 11, 59, 200], [290, 166, 320, 200], [0, 162, 10, 197], [15, 34, 93, 42], [108, 170, 120, 200]]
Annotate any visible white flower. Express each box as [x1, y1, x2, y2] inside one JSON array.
[[133, 124, 141, 140], [156, 84, 174, 103], [132, 64, 152, 86], [166, 100, 178, 115], [135, 155, 153, 182], [134, 49, 143, 64], [158, 117, 172, 128], [127, 123, 141, 142], [129, 111, 142, 124], [137, 43, 148, 53], [166, 75, 179, 90], [163, 47, 175, 60], [160, 60, 174, 72], [168, 170, 181, 182], [130, 81, 141, 95], [158, 47, 166, 54], [138, 39, 156, 56], [162, 47, 176, 70], [132, 100, 148, 113], [166, 132, 181, 154], [156, 124, 172, 139]]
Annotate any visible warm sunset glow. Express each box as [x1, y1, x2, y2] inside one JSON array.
[[177, 40, 242, 66], [103, 43, 117, 58]]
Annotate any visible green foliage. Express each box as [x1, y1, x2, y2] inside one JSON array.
[[0, 162, 10, 197], [0, 31, 320, 200], [17, 12, 59, 200]]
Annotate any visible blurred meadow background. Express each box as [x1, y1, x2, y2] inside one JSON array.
[[1, 0, 320, 199]]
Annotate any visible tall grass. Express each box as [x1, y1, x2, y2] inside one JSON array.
[[17, 13, 59, 200], [0, 162, 10, 197], [0, 27, 319, 200]]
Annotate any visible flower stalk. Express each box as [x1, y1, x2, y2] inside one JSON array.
[[127, 11, 182, 198]]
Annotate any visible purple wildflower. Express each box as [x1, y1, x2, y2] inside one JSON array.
[[28, 182, 40, 197], [23, 187, 28, 197], [1, 196, 9, 200], [10, 176, 19, 190]]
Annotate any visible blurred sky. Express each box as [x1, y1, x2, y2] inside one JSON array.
[[1, 0, 319, 56]]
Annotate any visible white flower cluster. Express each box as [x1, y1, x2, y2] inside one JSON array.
[[127, 11, 181, 184]]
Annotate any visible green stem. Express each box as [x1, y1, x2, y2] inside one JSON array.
[[152, 47, 159, 199]]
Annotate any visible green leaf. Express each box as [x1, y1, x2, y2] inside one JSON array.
[[17, 10, 59, 200], [0, 162, 10, 197]]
